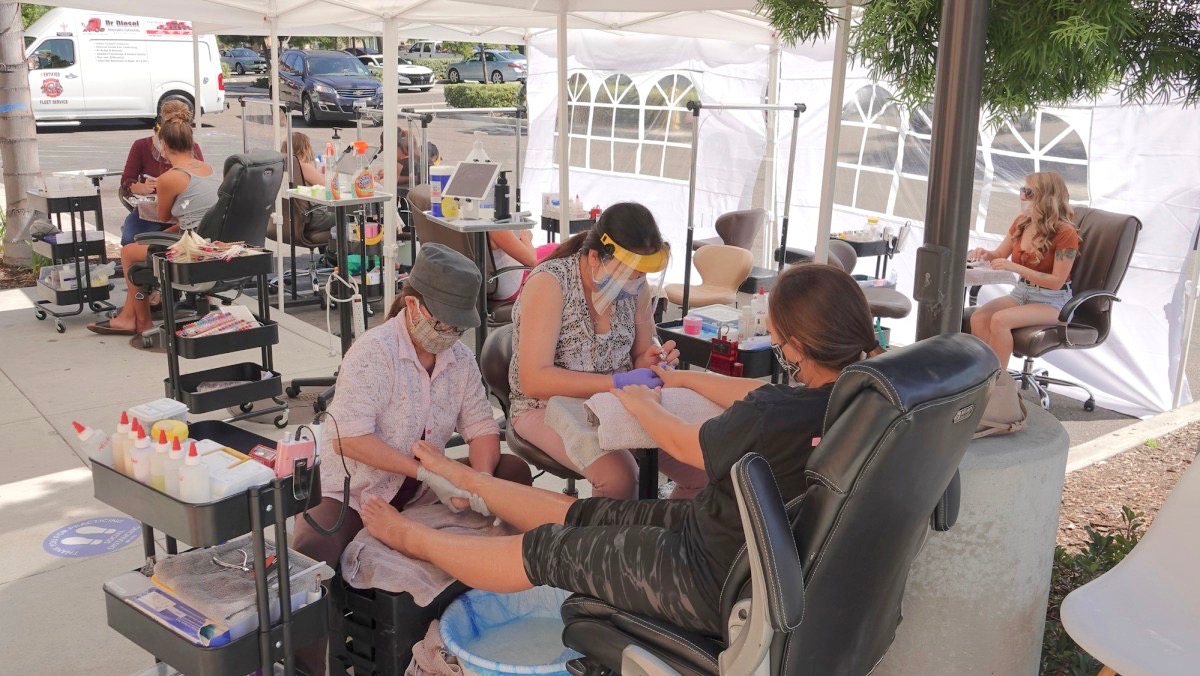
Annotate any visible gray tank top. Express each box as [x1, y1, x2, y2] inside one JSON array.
[[169, 165, 221, 231], [508, 254, 637, 419]]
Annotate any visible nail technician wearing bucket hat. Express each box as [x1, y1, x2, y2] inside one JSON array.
[[506, 202, 708, 500], [292, 243, 531, 676]]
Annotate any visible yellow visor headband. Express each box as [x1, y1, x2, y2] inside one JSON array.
[[601, 233, 670, 273]]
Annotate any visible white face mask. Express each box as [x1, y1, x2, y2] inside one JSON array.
[[1020, 200, 1032, 216]]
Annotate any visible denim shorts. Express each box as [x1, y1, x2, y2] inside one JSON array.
[[1009, 279, 1072, 310]]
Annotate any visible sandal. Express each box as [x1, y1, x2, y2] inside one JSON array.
[[87, 320, 136, 336]]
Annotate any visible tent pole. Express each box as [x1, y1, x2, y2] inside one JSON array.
[[1173, 218, 1200, 407], [814, 3, 852, 265], [557, 10, 570, 241], [383, 17, 399, 313], [682, 102, 701, 316], [191, 31, 203, 130], [915, 0, 989, 340], [269, 15, 285, 314], [777, 104, 803, 271], [762, 35, 780, 268]]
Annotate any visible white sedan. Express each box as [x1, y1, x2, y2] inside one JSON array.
[[357, 54, 436, 92]]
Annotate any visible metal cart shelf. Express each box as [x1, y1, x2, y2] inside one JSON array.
[[28, 190, 117, 332], [93, 420, 324, 676], [156, 252, 289, 428]]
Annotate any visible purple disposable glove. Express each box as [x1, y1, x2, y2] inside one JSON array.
[[613, 368, 664, 389]]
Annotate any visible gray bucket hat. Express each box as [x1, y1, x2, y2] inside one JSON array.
[[405, 243, 482, 329]]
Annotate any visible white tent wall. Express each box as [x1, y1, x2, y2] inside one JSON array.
[[523, 30, 773, 283], [774, 47, 1200, 418]]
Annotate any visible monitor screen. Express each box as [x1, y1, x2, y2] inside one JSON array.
[[442, 162, 501, 201]]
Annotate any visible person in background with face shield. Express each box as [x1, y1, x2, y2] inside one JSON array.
[[506, 202, 707, 500], [290, 243, 533, 676], [117, 100, 205, 245], [967, 170, 1081, 365], [353, 264, 883, 640]]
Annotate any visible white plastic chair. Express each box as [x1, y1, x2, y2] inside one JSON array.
[[1061, 456, 1200, 676]]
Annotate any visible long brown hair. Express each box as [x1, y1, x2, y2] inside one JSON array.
[[768, 264, 883, 372], [283, 131, 315, 165], [157, 106, 194, 155], [1014, 171, 1075, 264], [543, 202, 665, 265]]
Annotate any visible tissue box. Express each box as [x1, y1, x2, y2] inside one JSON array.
[[128, 398, 188, 431]]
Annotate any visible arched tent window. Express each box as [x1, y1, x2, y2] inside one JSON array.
[[642, 74, 699, 180], [834, 85, 903, 215], [563, 73, 592, 170], [589, 74, 640, 173], [982, 111, 1089, 235]]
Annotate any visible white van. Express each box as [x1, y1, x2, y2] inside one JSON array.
[[24, 9, 225, 124], [406, 41, 459, 60]]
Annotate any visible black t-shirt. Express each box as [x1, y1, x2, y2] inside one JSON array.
[[684, 383, 834, 581]]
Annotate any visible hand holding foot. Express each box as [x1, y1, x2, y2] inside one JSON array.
[[412, 444, 491, 517]]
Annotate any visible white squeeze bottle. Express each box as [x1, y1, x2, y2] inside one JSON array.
[[73, 421, 113, 467], [129, 428, 153, 484], [111, 411, 131, 474], [751, 287, 769, 336], [164, 437, 185, 498], [150, 429, 170, 492], [178, 442, 212, 503], [121, 418, 144, 477]]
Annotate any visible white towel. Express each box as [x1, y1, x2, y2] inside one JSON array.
[[584, 389, 725, 451], [341, 503, 516, 606]]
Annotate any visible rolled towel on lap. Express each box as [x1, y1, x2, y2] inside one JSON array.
[[584, 388, 725, 450]]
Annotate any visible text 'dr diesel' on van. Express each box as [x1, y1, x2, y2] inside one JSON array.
[[24, 9, 225, 124]]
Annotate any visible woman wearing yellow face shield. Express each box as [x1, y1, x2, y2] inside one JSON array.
[[505, 203, 708, 500]]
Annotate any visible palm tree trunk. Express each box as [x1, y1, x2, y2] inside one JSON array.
[[0, 2, 41, 267]]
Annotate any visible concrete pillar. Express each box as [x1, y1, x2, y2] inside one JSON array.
[[875, 406, 1069, 675]]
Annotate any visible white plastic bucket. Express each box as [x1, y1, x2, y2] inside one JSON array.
[[440, 587, 580, 676]]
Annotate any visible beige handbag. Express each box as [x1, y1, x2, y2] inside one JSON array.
[[975, 374, 1028, 438]]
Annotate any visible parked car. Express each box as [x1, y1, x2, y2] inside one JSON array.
[[406, 41, 458, 60], [344, 47, 379, 57], [446, 49, 526, 84], [278, 49, 382, 125], [356, 54, 435, 92], [220, 47, 267, 75]]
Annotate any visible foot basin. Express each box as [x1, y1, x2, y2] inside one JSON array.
[[440, 586, 581, 676]]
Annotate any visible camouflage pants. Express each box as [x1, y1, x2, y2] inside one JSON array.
[[522, 497, 723, 637]]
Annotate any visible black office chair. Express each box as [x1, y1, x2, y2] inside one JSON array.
[[479, 323, 583, 497], [560, 333, 998, 675], [128, 151, 285, 345]]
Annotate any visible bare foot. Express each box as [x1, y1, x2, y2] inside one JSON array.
[[413, 442, 481, 493], [361, 496, 421, 557]]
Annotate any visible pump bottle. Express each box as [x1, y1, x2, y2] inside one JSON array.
[[324, 141, 337, 200], [178, 442, 212, 503], [73, 422, 113, 467], [751, 287, 769, 337], [351, 139, 375, 198]]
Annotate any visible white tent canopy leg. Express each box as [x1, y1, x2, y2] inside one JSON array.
[[1174, 218, 1200, 407], [813, 3, 853, 265], [192, 32, 202, 129], [556, 11, 570, 240], [382, 16, 399, 313], [269, 15, 285, 315]]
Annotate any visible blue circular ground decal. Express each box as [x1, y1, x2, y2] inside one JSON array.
[[43, 517, 141, 558]]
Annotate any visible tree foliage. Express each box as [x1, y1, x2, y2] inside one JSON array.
[[756, 0, 1200, 122], [20, 3, 50, 29]]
